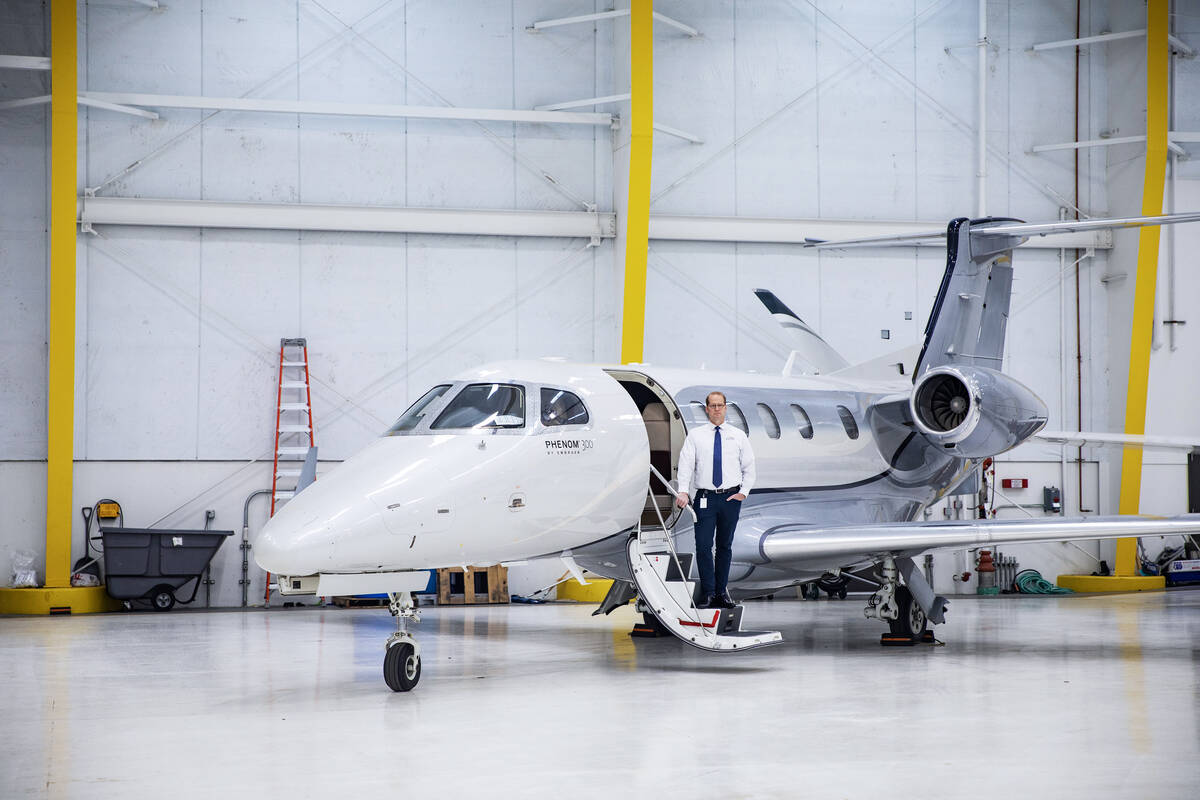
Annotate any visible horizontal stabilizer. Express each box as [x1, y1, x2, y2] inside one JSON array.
[[758, 515, 1200, 566], [803, 211, 1200, 250], [754, 289, 849, 375], [1036, 430, 1200, 451], [830, 342, 922, 380]]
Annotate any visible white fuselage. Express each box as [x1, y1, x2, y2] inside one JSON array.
[[254, 358, 921, 580]]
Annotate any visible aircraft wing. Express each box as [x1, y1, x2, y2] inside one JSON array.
[[758, 514, 1200, 567], [1035, 430, 1200, 451]]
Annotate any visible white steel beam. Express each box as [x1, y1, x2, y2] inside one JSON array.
[[535, 93, 629, 112], [78, 197, 617, 240], [528, 9, 698, 37], [0, 55, 50, 70], [1030, 28, 1193, 57], [1033, 134, 1185, 156], [78, 95, 159, 120], [79, 92, 612, 126], [653, 122, 703, 144], [647, 215, 1112, 250], [0, 94, 50, 110], [527, 9, 628, 31], [1031, 29, 1146, 51], [1170, 131, 1200, 143]]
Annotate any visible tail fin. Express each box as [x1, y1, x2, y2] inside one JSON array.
[[914, 218, 1024, 379]]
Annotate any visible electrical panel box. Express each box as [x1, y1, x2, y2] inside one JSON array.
[[1042, 486, 1061, 513]]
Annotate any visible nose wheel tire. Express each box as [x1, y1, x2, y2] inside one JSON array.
[[888, 585, 927, 639], [384, 642, 421, 692], [150, 585, 176, 612]]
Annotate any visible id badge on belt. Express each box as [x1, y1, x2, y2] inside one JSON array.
[[699, 497, 707, 509]]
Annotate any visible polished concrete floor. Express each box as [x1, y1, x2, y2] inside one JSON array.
[[2, 589, 1198, 799]]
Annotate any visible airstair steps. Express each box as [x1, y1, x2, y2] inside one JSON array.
[[625, 534, 782, 652]]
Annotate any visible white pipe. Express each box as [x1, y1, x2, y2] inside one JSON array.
[[1059, 209, 1070, 515], [977, 0, 987, 218]]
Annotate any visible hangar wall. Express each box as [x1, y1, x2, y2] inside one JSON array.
[[4, 0, 1192, 605]]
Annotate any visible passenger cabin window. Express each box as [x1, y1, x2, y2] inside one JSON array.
[[837, 405, 860, 440], [431, 383, 525, 430], [386, 384, 452, 434], [725, 402, 749, 435], [790, 404, 814, 439], [541, 388, 589, 426], [757, 403, 780, 439]]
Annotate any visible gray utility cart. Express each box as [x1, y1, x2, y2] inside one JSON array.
[[101, 528, 233, 611]]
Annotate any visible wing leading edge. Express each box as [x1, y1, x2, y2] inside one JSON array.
[[758, 515, 1200, 567]]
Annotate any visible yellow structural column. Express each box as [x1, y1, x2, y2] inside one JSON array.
[[619, 0, 653, 364], [0, 0, 117, 613], [1059, 0, 1168, 594]]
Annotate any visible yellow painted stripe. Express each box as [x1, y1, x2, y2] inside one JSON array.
[[1115, 0, 1168, 575], [46, 0, 77, 589], [620, 0, 653, 364]]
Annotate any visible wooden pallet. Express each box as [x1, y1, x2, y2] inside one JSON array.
[[437, 565, 509, 605]]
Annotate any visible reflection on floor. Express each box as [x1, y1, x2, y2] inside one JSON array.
[[2, 590, 1198, 799]]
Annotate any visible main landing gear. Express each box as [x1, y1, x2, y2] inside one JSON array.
[[864, 556, 932, 645], [384, 591, 422, 692]]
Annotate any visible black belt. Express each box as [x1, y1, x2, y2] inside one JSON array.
[[697, 485, 741, 498]]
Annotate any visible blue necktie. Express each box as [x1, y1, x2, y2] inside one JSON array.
[[712, 426, 723, 489]]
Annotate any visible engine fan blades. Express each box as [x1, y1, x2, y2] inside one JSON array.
[[929, 381, 968, 430]]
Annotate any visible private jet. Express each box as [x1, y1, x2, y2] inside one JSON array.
[[254, 213, 1200, 692]]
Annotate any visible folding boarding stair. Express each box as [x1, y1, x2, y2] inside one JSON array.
[[625, 474, 782, 652]]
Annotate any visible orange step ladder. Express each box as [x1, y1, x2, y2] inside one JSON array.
[[265, 337, 315, 605]]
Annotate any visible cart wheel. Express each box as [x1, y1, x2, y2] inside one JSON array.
[[151, 585, 176, 612], [384, 642, 421, 692], [802, 582, 821, 601]]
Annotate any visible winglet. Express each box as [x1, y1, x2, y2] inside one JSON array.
[[755, 289, 849, 375], [296, 446, 318, 494]]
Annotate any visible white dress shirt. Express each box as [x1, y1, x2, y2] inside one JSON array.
[[676, 422, 756, 496]]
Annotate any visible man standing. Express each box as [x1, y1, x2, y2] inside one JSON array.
[[675, 391, 756, 609]]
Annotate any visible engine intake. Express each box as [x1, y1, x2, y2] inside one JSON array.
[[910, 366, 1047, 458]]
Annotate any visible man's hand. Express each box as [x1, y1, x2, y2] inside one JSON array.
[[728, 493, 746, 502], [675, 493, 689, 508]]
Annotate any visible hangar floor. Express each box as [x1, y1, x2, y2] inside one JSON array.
[[2, 589, 1198, 799]]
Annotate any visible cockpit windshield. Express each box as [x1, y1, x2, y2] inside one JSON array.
[[431, 383, 525, 430], [385, 384, 452, 435]]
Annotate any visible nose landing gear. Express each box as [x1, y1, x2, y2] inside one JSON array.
[[384, 591, 421, 692]]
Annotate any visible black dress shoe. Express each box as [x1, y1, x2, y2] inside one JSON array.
[[714, 593, 736, 609], [696, 594, 714, 609]]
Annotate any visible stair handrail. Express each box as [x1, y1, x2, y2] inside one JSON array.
[[642, 465, 713, 634]]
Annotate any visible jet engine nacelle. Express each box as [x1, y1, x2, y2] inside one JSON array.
[[910, 365, 1047, 458]]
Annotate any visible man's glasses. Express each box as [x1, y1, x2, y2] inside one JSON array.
[[707, 403, 726, 409]]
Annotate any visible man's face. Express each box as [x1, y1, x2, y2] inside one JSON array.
[[705, 394, 727, 426]]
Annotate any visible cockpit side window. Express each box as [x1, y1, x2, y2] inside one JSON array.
[[385, 384, 452, 434], [541, 388, 589, 426], [431, 383, 525, 430]]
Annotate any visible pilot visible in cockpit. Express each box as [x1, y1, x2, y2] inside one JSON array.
[[675, 390, 756, 610]]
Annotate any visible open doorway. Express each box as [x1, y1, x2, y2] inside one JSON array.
[[604, 369, 688, 529]]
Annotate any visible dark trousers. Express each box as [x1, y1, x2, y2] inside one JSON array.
[[693, 492, 742, 597]]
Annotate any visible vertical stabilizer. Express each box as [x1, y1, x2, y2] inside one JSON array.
[[914, 219, 1025, 379]]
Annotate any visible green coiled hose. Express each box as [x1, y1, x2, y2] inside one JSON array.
[[1013, 569, 1074, 594]]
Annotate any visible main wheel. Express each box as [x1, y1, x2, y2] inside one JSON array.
[[384, 642, 421, 692], [150, 585, 176, 612], [888, 585, 927, 639]]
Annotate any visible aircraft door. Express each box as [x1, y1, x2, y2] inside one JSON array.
[[603, 369, 688, 530]]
